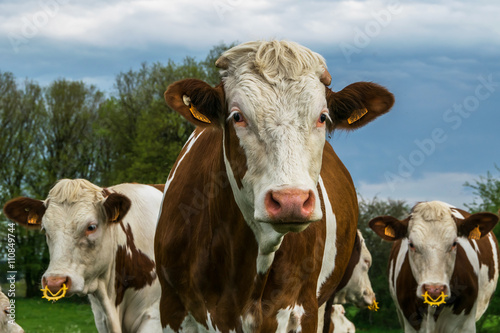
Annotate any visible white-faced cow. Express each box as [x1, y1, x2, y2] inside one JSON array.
[[3, 179, 164, 333], [0, 289, 24, 333], [369, 201, 499, 333], [329, 305, 355, 333], [332, 230, 375, 307], [322, 230, 375, 332], [155, 40, 394, 332]]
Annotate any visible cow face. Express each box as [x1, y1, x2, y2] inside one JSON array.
[[369, 201, 498, 300], [165, 40, 393, 236], [334, 231, 375, 307], [0, 290, 24, 333], [3, 179, 130, 296]]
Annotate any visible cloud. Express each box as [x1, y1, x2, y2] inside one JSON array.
[[356, 172, 478, 208], [2, 0, 499, 55]]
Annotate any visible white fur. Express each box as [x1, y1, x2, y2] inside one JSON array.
[[333, 230, 375, 307], [0, 289, 23, 333], [330, 305, 355, 332], [316, 177, 337, 295], [41, 180, 163, 333]]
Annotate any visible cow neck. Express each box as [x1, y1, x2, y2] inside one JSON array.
[[222, 122, 284, 274], [171, 127, 271, 327]]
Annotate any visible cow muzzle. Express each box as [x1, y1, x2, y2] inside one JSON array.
[[263, 188, 318, 233], [42, 275, 72, 297], [421, 283, 448, 300]]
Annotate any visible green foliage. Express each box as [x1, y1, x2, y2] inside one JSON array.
[[464, 165, 500, 214], [349, 196, 410, 329]]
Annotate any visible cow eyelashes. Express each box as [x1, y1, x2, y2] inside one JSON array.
[[227, 110, 247, 127], [86, 223, 98, 236], [317, 111, 331, 127]]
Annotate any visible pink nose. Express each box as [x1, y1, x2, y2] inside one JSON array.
[[423, 284, 447, 299], [265, 189, 315, 221], [43, 276, 71, 295]]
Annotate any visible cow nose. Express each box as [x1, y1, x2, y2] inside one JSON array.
[[265, 189, 315, 221], [43, 276, 71, 295], [423, 284, 447, 299]]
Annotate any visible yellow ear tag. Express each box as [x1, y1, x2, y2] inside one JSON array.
[[384, 225, 395, 238], [469, 226, 481, 240], [421, 291, 448, 307], [27, 213, 39, 225], [368, 300, 379, 312], [189, 104, 211, 124], [347, 108, 368, 124], [41, 284, 68, 302]]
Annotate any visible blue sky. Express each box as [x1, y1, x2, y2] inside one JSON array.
[[1, 0, 499, 208]]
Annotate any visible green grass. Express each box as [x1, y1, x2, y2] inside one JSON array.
[[15, 297, 97, 333]]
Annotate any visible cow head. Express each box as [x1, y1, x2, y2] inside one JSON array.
[[369, 201, 498, 300], [3, 179, 131, 297], [0, 290, 24, 333], [334, 230, 375, 308], [165, 40, 393, 238]]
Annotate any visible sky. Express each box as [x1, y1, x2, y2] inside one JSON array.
[[1, 0, 499, 209]]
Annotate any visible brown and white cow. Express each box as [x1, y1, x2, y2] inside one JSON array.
[[3, 179, 164, 333], [332, 230, 375, 307], [155, 40, 394, 332], [369, 201, 499, 333], [329, 305, 355, 333], [322, 230, 374, 332], [0, 289, 24, 333]]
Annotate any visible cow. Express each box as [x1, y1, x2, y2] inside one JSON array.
[[155, 40, 394, 332], [369, 201, 499, 333], [3, 179, 164, 333], [0, 289, 24, 333], [329, 305, 355, 333], [332, 230, 376, 307], [322, 230, 375, 332]]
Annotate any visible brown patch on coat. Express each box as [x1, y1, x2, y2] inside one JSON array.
[[115, 222, 156, 306]]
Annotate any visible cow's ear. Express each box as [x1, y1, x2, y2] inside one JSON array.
[[3, 197, 45, 229], [326, 82, 394, 131], [369, 215, 408, 242], [164, 79, 225, 127], [102, 192, 131, 223], [456, 212, 498, 240]]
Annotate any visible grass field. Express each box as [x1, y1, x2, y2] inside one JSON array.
[[15, 297, 97, 333], [11, 297, 498, 333]]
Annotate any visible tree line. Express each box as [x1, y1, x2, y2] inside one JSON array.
[[1, 43, 499, 331]]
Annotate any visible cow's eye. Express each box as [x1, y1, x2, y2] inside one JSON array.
[[451, 241, 458, 250], [233, 112, 243, 122], [317, 111, 330, 127], [86, 223, 98, 236], [228, 110, 247, 127], [409, 242, 415, 251]]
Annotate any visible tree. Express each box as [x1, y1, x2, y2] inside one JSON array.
[[464, 165, 500, 214], [347, 196, 411, 329], [0, 73, 47, 297]]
